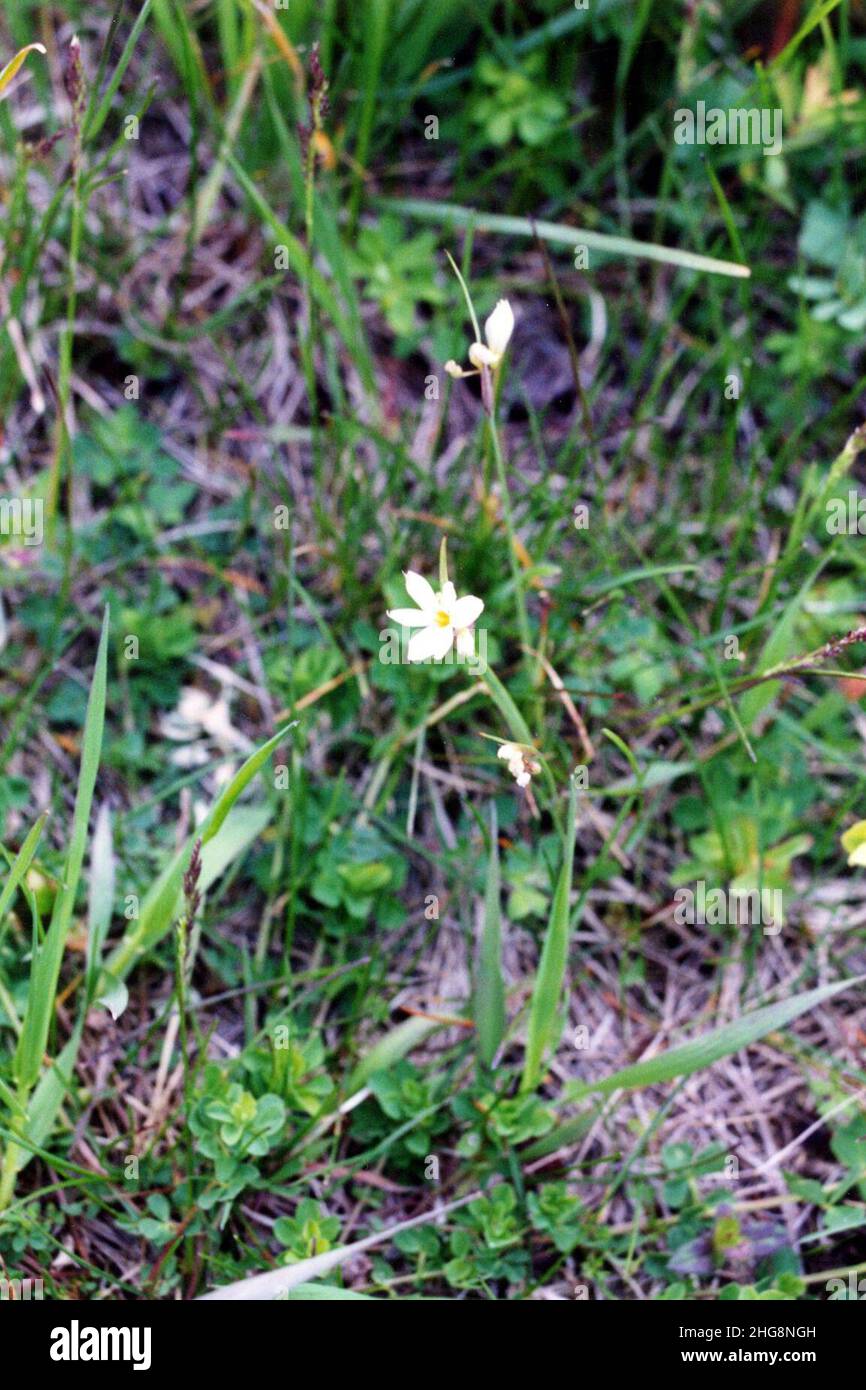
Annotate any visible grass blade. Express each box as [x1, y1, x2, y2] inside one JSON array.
[[566, 975, 864, 1102], [104, 727, 292, 984], [383, 198, 751, 279], [475, 803, 505, 1069], [523, 976, 865, 1160], [14, 608, 109, 1091], [85, 802, 114, 1001], [0, 812, 48, 944], [344, 1015, 440, 1096], [522, 775, 580, 1091]]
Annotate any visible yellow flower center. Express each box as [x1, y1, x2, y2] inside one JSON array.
[[434, 610, 451, 628]]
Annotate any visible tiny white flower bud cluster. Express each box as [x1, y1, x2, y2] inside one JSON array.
[[445, 299, 515, 379], [497, 741, 540, 789]]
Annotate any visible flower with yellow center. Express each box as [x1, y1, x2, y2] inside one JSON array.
[[445, 299, 514, 379], [387, 570, 484, 662]]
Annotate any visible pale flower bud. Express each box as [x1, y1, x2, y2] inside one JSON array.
[[484, 299, 514, 359], [468, 342, 496, 369], [497, 741, 539, 788]]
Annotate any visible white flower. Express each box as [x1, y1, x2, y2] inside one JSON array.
[[388, 570, 484, 662], [446, 299, 514, 378], [469, 299, 514, 369], [497, 740, 540, 789]]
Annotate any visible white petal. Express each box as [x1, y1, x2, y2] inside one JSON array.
[[451, 594, 484, 628], [485, 300, 514, 356], [498, 743, 520, 762], [387, 607, 430, 628], [407, 623, 454, 662], [438, 580, 456, 611], [455, 627, 475, 658], [468, 342, 496, 369], [429, 624, 456, 660], [516, 771, 531, 788], [404, 570, 436, 611]]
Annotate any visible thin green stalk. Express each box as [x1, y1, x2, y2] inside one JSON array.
[[47, 40, 87, 557], [175, 915, 194, 1195], [487, 407, 532, 656], [301, 46, 328, 524]]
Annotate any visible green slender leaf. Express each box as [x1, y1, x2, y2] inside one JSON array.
[[203, 723, 295, 845], [345, 1016, 440, 1096], [522, 775, 580, 1091], [383, 198, 751, 279], [102, 720, 294, 984], [15, 608, 109, 1091], [21, 1024, 84, 1163], [0, 812, 48, 941], [85, 802, 114, 1001], [84, 0, 154, 141], [475, 804, 505, 1068], [523, 976, 865, 1161], [582, 564, 701, 597], [481, 666, 533, 745], [104, 801, 273, 984], [349, 0, 391, 225], [0, 1077, 26, 1120], [565, 975, 864, 1102]]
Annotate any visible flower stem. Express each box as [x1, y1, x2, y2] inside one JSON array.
[[487, 404, 532, 657]]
